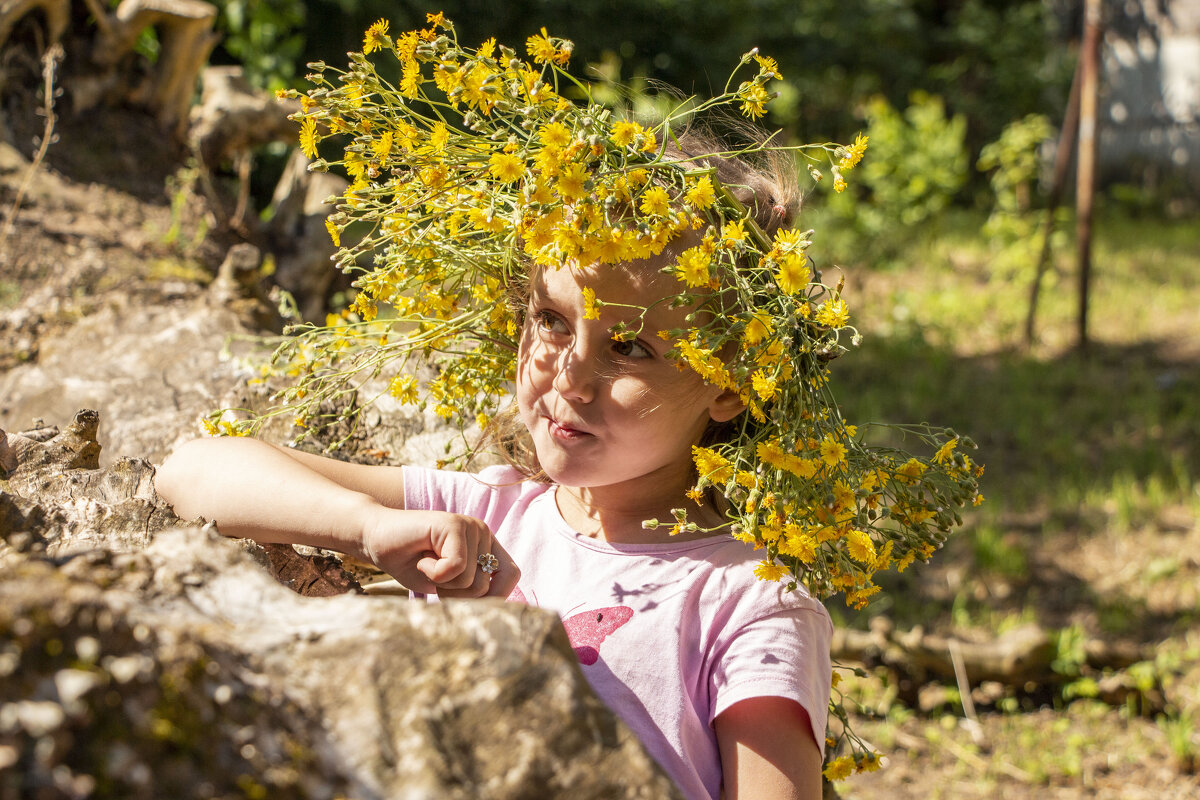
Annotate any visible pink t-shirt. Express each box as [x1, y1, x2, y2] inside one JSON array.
[[404, 464, 833, 800]]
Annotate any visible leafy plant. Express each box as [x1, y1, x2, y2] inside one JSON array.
[[824, 92, 968, 265], [1157, 712, 1198, 773], [211, 0, 306, 89]]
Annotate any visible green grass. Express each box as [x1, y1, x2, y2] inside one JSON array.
[[0, 279, 18, 308], [827, 208, 1200, 509], [822, 208, 1200, 647]]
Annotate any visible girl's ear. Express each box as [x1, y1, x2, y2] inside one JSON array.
[[708, 388, 746, 423]]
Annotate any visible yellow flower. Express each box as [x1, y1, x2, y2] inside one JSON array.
[[556, 163, 589, 201], [363, 18, 389, 54], [324, 217, 340, 246], [539, 121, 572, 149], [639, 186, 671, 217], [395, 30, 419, 62], [819, 434, 847, 467], [775, 252, 810, 296], [526, 27, 570, 65], [845, 530, 876, 565], [839, 133, 869, 171], [675, 247, 711, 288], [781, 529, 818, 564], [823, 756, 854, 782], [754, 53, 782, 79], [299, 116, 318, 159], [488, 151, 525, 182], [400, 61, 421, 98], [896, 457, 928, 484], [847, 583, 882, 609], [692, 446, 734, 483], [754, 560, 788, 582], [721, 219, 746, 246], [389, 375, 419, 404], [751, 370, 778, 402], [582, 286, 600, 320], [738, 83, 770, 119], [934, 437, 958, 465], [857, 751, 883, 773], [684, 176, 716, 210], [833, 174, 847, 193], [815, 298, 849, 328], [743, 312, 773, 345], [373, 130, 393, 161], [430, 122, 449, 152], [610, 119, 645, 148]]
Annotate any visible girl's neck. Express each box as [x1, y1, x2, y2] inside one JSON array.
[[554, 481, 727, 545]]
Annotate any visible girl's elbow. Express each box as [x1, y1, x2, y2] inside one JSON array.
[[154, 440, 207, 515]]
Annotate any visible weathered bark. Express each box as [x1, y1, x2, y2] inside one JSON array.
[[90, 0, 220, 134], [189, 66, 301, 168]]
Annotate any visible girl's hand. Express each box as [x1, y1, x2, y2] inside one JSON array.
[[361, 507, 520, 599]]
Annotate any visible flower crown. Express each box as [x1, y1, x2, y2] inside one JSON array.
[[248, 14, 983, 612]]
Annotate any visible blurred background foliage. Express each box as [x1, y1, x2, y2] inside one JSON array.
[[207, 0, 1074, 150], [202, 0, 1075, 222]]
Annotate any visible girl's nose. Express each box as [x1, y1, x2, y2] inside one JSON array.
[[551, 343, 597, 403]]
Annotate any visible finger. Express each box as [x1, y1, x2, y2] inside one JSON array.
[[419, 517, 490, 588], [417, 530, 470, 586], [482, 542, 520, 599], [436, 542, 517, 600], [436, 568, 492, 599]]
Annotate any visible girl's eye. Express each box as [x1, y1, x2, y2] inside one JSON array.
[[534, 310, 567, 334], [612, 339, 652, 359]]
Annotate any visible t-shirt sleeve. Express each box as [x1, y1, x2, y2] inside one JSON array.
[[708, 599, 833, 757], [402, 464, 529, 534]]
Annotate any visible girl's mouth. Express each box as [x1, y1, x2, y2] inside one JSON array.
[[547, 417, 591, 440]]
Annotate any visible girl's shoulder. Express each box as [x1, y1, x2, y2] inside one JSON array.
[[695, 538, 831, 619]]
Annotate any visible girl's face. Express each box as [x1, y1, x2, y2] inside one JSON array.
[[516, 259, 743, 495]]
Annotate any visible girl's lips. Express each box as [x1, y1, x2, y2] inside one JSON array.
[[546, 417, 591, 440]]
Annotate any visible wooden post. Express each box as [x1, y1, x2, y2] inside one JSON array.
[[1024, 59, 1082, 347], [1075, 0, 1102, 354]]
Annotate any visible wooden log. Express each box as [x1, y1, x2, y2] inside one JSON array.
[[188, 66, 301, 168], [91, 0, 220, 134], [833, 620, 1153, 691]]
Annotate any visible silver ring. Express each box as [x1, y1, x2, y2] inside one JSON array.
[[477, 553, 500, 575]]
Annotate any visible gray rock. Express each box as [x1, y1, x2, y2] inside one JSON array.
[[0, 410, 682, 799]]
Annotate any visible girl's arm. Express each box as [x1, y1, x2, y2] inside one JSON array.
[[715, 697, 823, 800], [155, 437, 517, 598]]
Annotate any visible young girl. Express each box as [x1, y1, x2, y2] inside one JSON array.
[[156, 186, 832, 799]]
